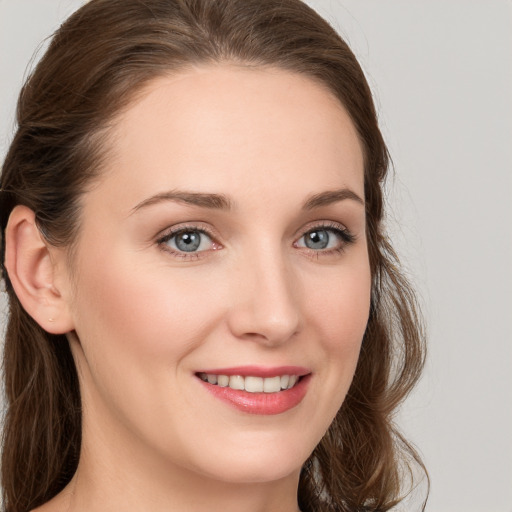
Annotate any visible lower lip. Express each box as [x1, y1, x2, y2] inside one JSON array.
[[198, 375, 311, 415]]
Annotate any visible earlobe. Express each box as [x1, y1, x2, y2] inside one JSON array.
[[4, 205, 75, 334]]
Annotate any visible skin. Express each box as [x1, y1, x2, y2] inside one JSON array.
[[30, 65, 370, 512]]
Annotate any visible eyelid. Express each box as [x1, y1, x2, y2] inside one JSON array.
[[294, 220, 356, 253], [294, 220, 351, 239], [156, 223, 222, 259], [154, 219, 356, 261]]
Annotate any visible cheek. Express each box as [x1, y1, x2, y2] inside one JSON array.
[[306, 260, 371, 349], [304, 256, 371, 396], [68, 250, 227, 445], [289, 258, 371, 442], [72, 252, 223, 362]]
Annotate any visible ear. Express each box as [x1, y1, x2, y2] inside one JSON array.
[[4, 205, 75, 334]]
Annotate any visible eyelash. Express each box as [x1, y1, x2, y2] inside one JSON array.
[[295, 222, 356, 258], [156, 222, 356, 261], [156, 224, 218, 261]]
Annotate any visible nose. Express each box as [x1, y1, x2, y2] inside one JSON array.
[[226, 248, 301, 347]]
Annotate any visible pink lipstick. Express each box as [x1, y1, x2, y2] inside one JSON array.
[[196, 366, 311, 415]]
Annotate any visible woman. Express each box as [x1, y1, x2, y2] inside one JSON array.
[[0, 1, 427, 511]]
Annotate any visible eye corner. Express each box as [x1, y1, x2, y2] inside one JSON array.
[[155, 224, 222, 261], [294, 221, 356, 256]]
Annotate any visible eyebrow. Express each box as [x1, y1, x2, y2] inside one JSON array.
[[302, 188, 364, 210], [131, 190, 233, 213], [131, 187, 363, 214]]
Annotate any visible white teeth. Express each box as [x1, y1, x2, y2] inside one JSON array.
[[217, 375, 229, 387], [263, 376, 282, 393], [245, 376, 264, 393], [199, 373, 301, 393], [287, 375, 297, 389], [229, 375, 245, 390]]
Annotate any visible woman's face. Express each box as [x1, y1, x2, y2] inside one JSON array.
[[64, 65, 370, 485]]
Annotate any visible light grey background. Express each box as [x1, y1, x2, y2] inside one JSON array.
[[1, 1, 511, 511]]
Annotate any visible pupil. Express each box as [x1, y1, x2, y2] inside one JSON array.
[[306, 230, 329, 250], [176, 231, 201, 252]]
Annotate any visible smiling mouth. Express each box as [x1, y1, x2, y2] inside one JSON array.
[[197, 373, 300, 393]]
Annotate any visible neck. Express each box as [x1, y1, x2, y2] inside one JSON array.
[[50, 416, 302, 512], [65, 466, 301, 512]]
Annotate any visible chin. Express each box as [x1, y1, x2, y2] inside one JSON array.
[[184, 433, 313, 485], [201, 458, 303, 485]]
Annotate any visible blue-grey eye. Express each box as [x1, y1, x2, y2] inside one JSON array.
[[166, 229, 212, 252], [296, 226, 353, 251], [304, 229, 330, 250]]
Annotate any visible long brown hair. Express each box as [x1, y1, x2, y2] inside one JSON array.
[[0, 1, 427, 510]]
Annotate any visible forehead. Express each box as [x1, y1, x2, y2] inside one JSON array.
[[94, 64, 364, 208]]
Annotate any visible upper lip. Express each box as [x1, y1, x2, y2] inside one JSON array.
[[195, 365, 310, 378]]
